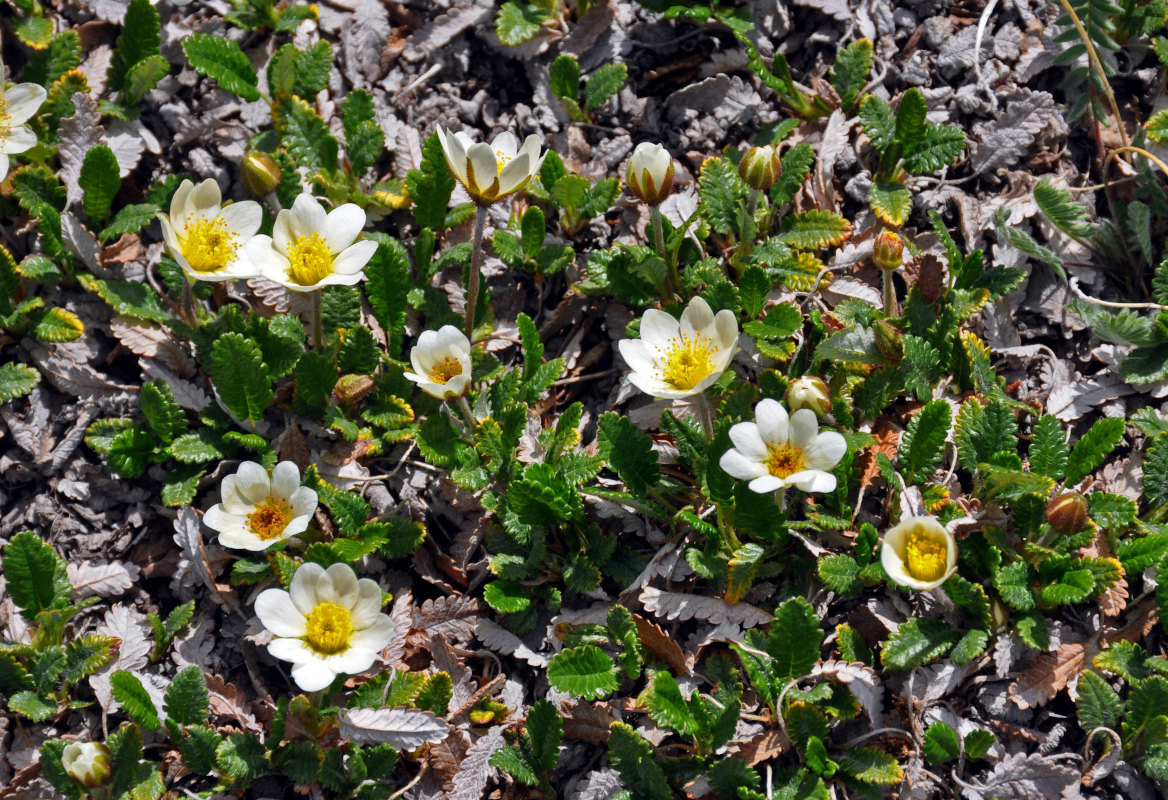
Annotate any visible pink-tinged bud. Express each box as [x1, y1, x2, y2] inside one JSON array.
[[626, 142, 674, 206], [785, 376, 831, 418], [1046, 492, 1089, 536], [61, 742, 112, 788], [240, 151, 281, 196], [332, 374, 376, 406], [738, 144, 782, 191], [873, 318, 903, 361], [873, 230, 905, 271]]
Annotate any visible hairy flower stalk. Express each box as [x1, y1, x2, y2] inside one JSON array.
[[873, 230, 904, 317], [627, 142, 678, 294]]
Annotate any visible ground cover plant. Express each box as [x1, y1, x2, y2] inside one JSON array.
[[4, 0, 1168, 798]]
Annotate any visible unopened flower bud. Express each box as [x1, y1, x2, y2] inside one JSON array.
[[785, 376, 831, 418], [1046, 492, 1089, 536], [626, 142, 674, 206], [738, 144, 782, 191], [873, 318, 903, 362], [332, 374, 376, 406], [241, 151, 281, 196], [873, 230, 904, 271], [61, 741, 112, 788]]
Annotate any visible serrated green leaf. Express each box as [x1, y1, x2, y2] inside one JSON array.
[[28, 307, 84, 342], [838, 746, 903, 785], [2, 531, 71, 620], [584, 62, 627, 110], [1090, 492, 1137, 530], [980, 464, 1055, 504], [406, 132, 456, 232], [491, 745, 539, 785], [216, 732, 267, 782], [111, 670, 162, 730], [903, 124, 966, 174], [860, 95, 895, 152], [607, 722, 672, 800], [950, 628, 989, 665], [495, 1, 552, 46], [122, 54, 170, 105], [818, 554, 863, 596], [549, 54, 580, 102], [698, 156, 749, 235], [107, 0, 161, 91], [597, 412, 660, 495], [546, 645, 619, 700], [1065, 416, 1125, 487], [483, 580, 531, 614], [1070, 299, 1160, 347], [814, 326, 886, 365], [922, 721, 961, 764], [100, 203, 161, 241], [944, 574, 992, 629], [164, 664, 209, 726], [0, 362, 40, 403], [992, 208, 1065, 278], [182, 33, 260, 101], [766, 597, 823, 680], [1040, 568, 1094, 605], [899, 400, 950, 483], [642, 671, 698, 735], [208, 333, 272, 427], [10, 690, 56, 721], [139, 380, 186, 443], [830, 38, 873, 113], [26, 31, 82, 86], [274, 93, 337, 171], [771, 142, 815, 206], [1029, 414, 1069, 480], [780, 209, 852, 250], [739, 264, 771, 318], [881, 617, 960, 671], [527, 699, 562, 772], [869, 181, 912, 226], [80, 145, 120, 222], [1076, 670, 1122, 733]]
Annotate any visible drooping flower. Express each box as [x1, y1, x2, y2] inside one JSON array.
[[204, 461, 318, 551], [719, 399, 846, 494], [60, 741, 112, 788], [248, 193, 378, 292], [626, 142, 674, 205], [785, 376, 831, 418], [254, 562, 394, 692], [157, 179, 263, 282], [403, 325, 473, 400], [0, 79, 46, 182], [435, 126, 545, 206], [873, 230, 905, 271], [880, 515, 958, 590], [618, 296, 738, 399], [738, 144, 781, 191]]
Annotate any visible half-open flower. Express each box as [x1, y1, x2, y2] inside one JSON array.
[[435, 126, 545, 206], [248, 193, 378, 292], [61, 741, 111, 788], [204, 461, 318, 551], [254, 562, 393, 692], [626, 142, 674, 205], [0, 80, 46, 181], [880, 515, 958, 590], [158, 179, 263, 282], [403, 325, 473, 400], [719, 399, 846, 494], [618, 296, 737, 399]]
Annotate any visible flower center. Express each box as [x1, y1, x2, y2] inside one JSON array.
[[495, 149, 512, 173], [304, 601, 353, 655], [285, 233, 333, 286], [765, 443, 805, 479], [659, 335, 717, 391], [246, 495, 293, 541], [904, 527, 949, 583], [428, 357, 463, 385], [182, 215, 238, 273]]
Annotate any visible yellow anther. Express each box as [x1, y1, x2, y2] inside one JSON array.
[[285, 232, 333, 286], [182, 215, 238, 273], [245, 495, 292, 541], [304, 601, 353, 655], [904, 526, 949, 583], [659, 335, 716, 391]]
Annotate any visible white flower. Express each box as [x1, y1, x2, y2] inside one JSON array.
[[785, 376, 831, 418], [435, 126, 546, 206], [204, 461, 318, 551], [60, 741, 111, 788], [625, 142, 674, 205], [403, 325, 473, 400], [880, 515, 958, 590], [158, 179, 263, 282], [248, 193, 378, 292], [618, 296, 738, 399], [0, 80, 46, 182], [719, 399, 846, 493], [254, 562, 394, 692]]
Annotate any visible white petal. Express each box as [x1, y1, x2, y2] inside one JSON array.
[[169, 179, 195, 221], [489, 131, 519, 160], [434, 324, 471, 353], [187, 179, 222, 215], [1, 126, 36, 155], [290, 193, 328, 235], [626, 371, 686, 400], [497, 150, 532, 195], [267, 637, 316, 664], [255, 590, 307, 637], [323, 647, 377, 675], [350, 615, 393, 650], [754, 399, 789, 445], [270, 461, 300, 500], [748, 475, 785, 493], [680, 296, 714, 339], [290, 660, 338, 692], [713, 309, 739, 350], [617, 339, 657, 376], [639, 309, 681, 347], [465, 143, 499, 198], [788, 408, 821, 450], [787, 469, 837, 494], [324, 204, 367, 252], [330, 240, 377, 274], [3, 84, 46, 124], [442, 373, 470, 398], [281, 515, 311, 538], [520, 134, 545, 173], [321, 563, 360, 608], [0, 153, 12, 182], [728, 422, 767, 460], [290, 562, 326, 613], [232, 462, 271, 505], [350, 581, 386, 628], [158, 215, 182, 256], [288, 486, 319, 517], [719, 448, 766, 480], [803, 431, 847, 471], [220, 201, 263, 239]]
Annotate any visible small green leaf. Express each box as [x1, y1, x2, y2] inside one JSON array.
[[122, 54, 171, 105], [922, 721, 961, 765], [964, 729, 995, 759], [2, 531, 71, 621], [838, 746, 903, 785], [100, 203, 161, 241], [899, 400, 950, 483], [1076, 670, 1122, 732], [549, 54, 580, 102], [164, 664, 209, 726], [880, 618, 960, 671], [597, 412, 660, 495], [107, 0, 161, 91], [607, 722, 672, 800], [766, 597, 824, 680], [859, 95, 895, 152], [80, 145, 121, 222], [483, 580, 531, 614], [495, 1, 551, 46], [209, 333, 273, 426], [1029, 414, 1069, 480], [830, 38, 873, 113], [583, 62, 628, 110], [182, 33, 260, 101], [0, 362, 40, 403], [527, 699, 563, 773], [739, 264, 771, 318], [546, 645, 620, 700], [868, 181, 912, 226], [642, 671, 697, 736], [779, 210, 852, 250], [139, 380, 186, 443], [1065, 416, 1125, 487], [111, 670, 161, 730], [818, 554, 862, 596]]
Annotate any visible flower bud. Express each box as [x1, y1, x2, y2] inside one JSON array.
[[332, 374, 376, 406], [240, 151, 281, 196], [873, 230, 904, 271], [626, 142, 674, 206], [873, 318, 903, 362], [738, 144, 782, 191], [61, 741, 112, 789], [785, 376, 831, 418], [1046, 492, 1089, 536]]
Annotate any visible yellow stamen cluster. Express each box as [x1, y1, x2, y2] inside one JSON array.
[[286, 233, 333, 286], [246, 495, 293, 541], [428, 357, 463, 385], [659, 335, 717, 391], [304, 601, 353, 655], [495, 149, 512, 173], [765, 443, 806, 479], [904, 527, 948, 583], [183, 215, 238, 273]]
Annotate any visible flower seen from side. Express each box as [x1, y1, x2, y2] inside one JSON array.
[[204, 461, 318, 551], [403, 325, 473, 400], [738, 144, 781, 191], [254, 562, 393, 692], [60, 741, 112, 788], [719, 399, 846, 494], [785, 376, 831, 418], [880, 515, 958, 590], [435, 126, 545, 206], [0, 79, 46, 181], [158, 179, 263, 282], [248, 193, 377, 292], [618, 296, 737, 399], [626, 141, 674, 205]]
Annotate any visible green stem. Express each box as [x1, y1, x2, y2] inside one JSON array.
[[775, 486, 787, 513], [181, 273, 195, 325], [465, 204, 489, 341], [456, 395, 477, 433], [696, 393, 714, 438], [747, 188, 760, 218], [650, 205, 681, 297], [882, 268, 895, 317], [311, 290, 324, 349]]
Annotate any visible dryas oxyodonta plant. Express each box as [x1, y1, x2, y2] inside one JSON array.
[[403, 325, 474, 401], [0, 73, 46, 182], [880, 515, 958, 590], [204, 461, 319, 551], [719, 398, 847, 495]]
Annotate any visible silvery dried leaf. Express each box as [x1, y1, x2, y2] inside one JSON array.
[[59, 95, 105, 212], [475, 618, 547, 667], [1046, 373, 1132, 421], [971, 90, 1064, 174], [68, 560, 140, 600], [448, 725, 505, 800], [959, 751, 1084, 800], [640, 586, 771, 628], [339, 707, 451, 749], [90, 604, 152, 710]]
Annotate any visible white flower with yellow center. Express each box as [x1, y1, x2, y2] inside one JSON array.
[[60, 741, 112, 788], [204, 461, 318, 551], [435, 126, 546, 206], [880, 515, 958, 590], [254, 562, 393, 692], [626, 141, 674, 206], [248, 193, 378, 292], [719, 399, 846, 493], [618, 296, 738, 399], [403, 325, 473, 400], [157, 179, 262, 282], [0, 80, 46, 182]]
